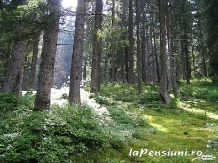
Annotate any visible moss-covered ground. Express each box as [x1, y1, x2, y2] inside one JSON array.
[[90, 78, 218, 162]]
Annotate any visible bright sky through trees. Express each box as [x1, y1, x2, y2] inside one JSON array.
[[62, 0, 77, 8]]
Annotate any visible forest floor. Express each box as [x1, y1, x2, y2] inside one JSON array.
[[48, 80, 218, 162], [81, 79, 218, 162]]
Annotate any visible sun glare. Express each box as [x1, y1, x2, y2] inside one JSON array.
[[62, 0, 77, 9]]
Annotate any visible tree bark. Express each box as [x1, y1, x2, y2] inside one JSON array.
[[128, 0, 134, 84], [121, 0, 127, 82], [1, 0, 27, 98], [136, 0, 142, 94], [159, 0, 171, 104], [28, 34, 40, 90], [34, 0, 61, 110], [198, 18, 207, 77], [141, 4, 147, 83], [69, 0, 86, 103], [111, 0, 115, 82], [1, 40, 26, 98], [167, 2, 180, 97], [90, 0, 103, 93]]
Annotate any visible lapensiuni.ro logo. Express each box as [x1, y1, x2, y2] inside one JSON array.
[[128, 148, 216, 161]]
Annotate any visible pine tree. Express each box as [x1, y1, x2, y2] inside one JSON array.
[[69, 0, 86, 103]]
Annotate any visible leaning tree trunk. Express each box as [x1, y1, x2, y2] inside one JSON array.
[[159, 0, 171, 104], [69, 0, 86, 103], [90, 0, 103, 93], [34, 0, 61, 110]]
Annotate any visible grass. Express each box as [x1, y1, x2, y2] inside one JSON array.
[[92, 78, 218, 162]]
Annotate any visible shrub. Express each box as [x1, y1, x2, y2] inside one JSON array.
[[0, 104, 108, 163], [0, 93, 19, 111], [20, 93, 36, 109]]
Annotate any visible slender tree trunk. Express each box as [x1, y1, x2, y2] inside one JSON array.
[[136, 0, 142, 94], [125, 48, 129, 82], [141, 5, 147, 83], [153, 34, 160, 83], [166, 2, 179, 96], [198, 20, 207, 77], [184, 32, 191, 84], [90, 0, 103, 93], [151, 15, 160, 83], [159, 0, 171, 104], [104, 55, 108, 81], [69, 0, 86, 103], [83, 56, 87, 80], [28, 34, 40, 90], [141, 27, 146, 83], [121, 0, 127, 82], [182, 0, 191, 84], [166, 1, 171, 92], [128, 0, 134, 84], [22, 54, 30, 91], [191, 45, 196, 77], [34, 0, 61, 110], [145, 16, 150, 83], [111, 0, 115, 82]]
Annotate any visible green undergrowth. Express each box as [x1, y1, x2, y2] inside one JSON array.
[[92, 79, 218, 162], [0, 94, 131, 162], [0, 78, 217, 162], [180, 78, 218, 112]]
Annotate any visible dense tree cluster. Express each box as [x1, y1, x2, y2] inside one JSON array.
[[0, 0, 217, 109]]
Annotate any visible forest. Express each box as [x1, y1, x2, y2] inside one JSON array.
[[0, 0, 218, 162]]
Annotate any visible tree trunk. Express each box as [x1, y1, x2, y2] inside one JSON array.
[[1, 0, 27, 98], [22, 54, 30, 91], [121, 0, 127, 82], [152, 21, 160, 83], [167, 2, 180, 97], [136, 0, 142, 94], [145, 15, 150, 83], [128, 0, 134, 84], [90, 0, 103, 93], [198, 19, 207, 77], [191, 45, 196, 77], [1, 40, 26, 98], [184, 32, 191, 84], [28, 34, 40, 90], [141, 4, 147, 83], [83, 56, 87, 80], [159, 0, 171, 104], [34, 0, 61, 110], [69, 0, 86, 103], [111, 0, 115, 82]]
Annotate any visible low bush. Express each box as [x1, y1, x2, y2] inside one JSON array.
[[0, 104, 109, 163], [0, 93, 19, 111], [180, 78, 218, 102], [98, 83, 160, 106]]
